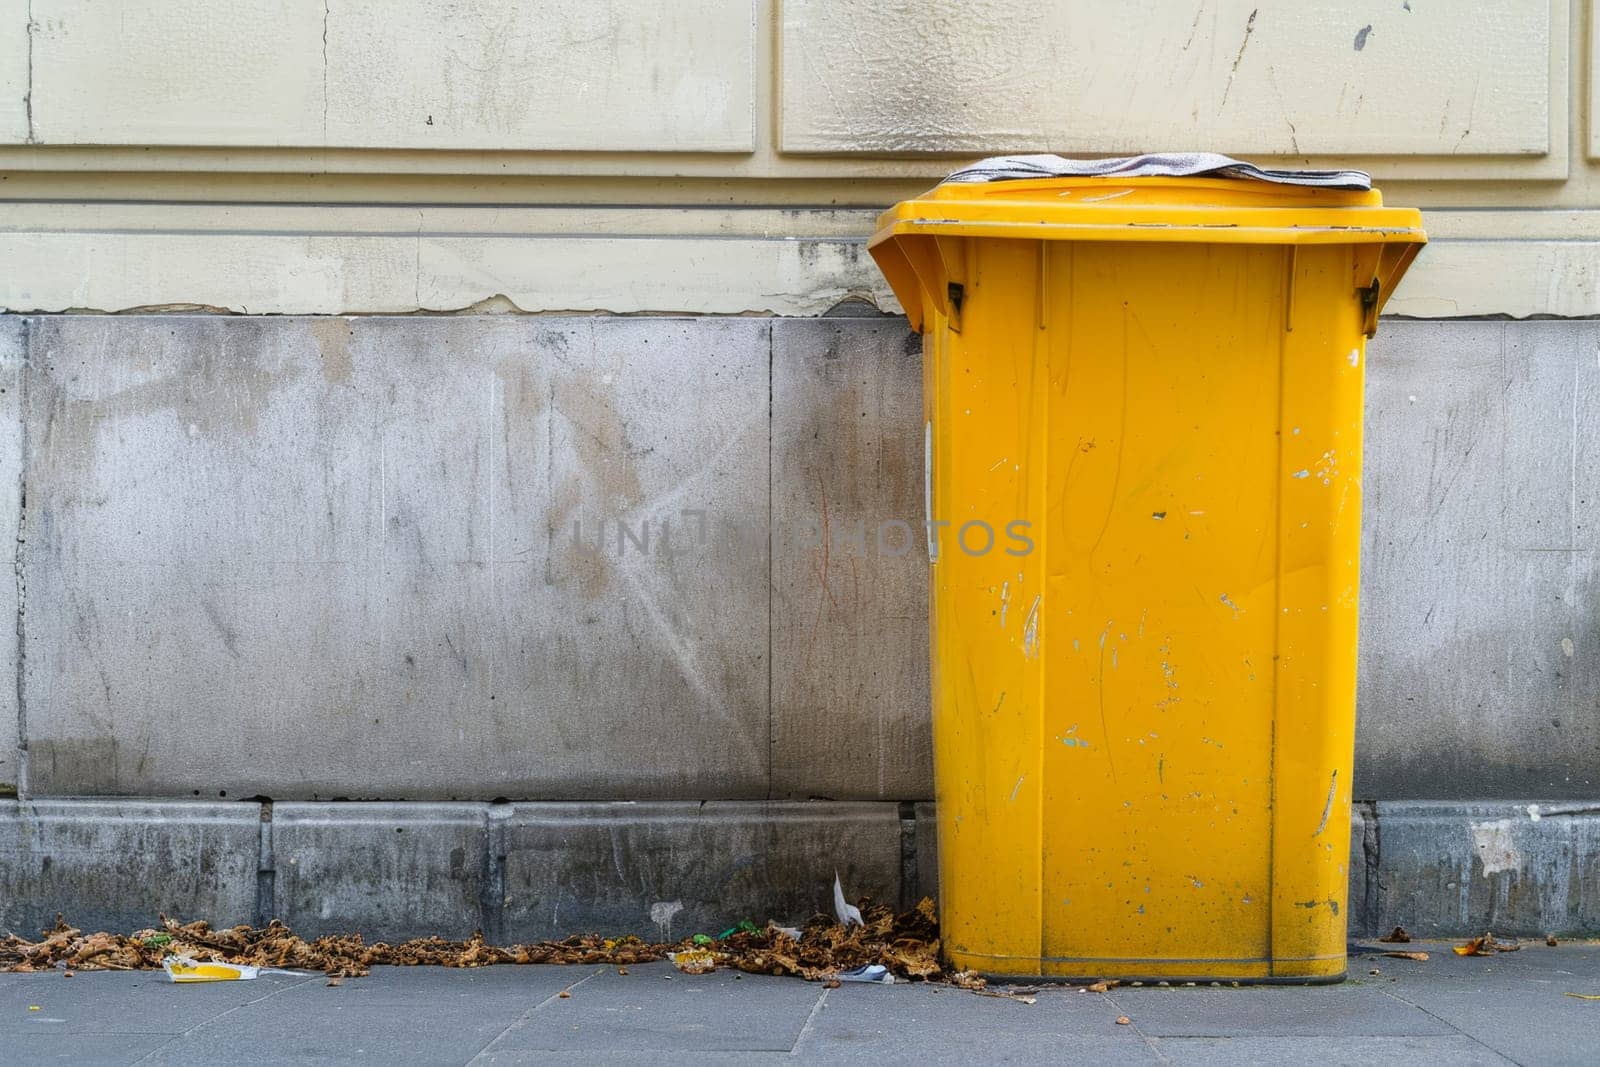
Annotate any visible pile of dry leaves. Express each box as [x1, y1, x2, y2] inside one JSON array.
[[0, 896, 981, 987]]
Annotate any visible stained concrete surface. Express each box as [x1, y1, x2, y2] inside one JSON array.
[[5, 315, 1599, 801], [4, 798, 1596, 942], [2, 944, 1597, 1065]]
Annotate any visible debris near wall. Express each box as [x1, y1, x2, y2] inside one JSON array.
[[0, 896, 974, 986]]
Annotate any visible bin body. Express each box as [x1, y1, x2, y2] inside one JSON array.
[[870, 176, 1423, 981]]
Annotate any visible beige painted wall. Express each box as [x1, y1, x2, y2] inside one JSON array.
[[0, 0, 1592, 316]]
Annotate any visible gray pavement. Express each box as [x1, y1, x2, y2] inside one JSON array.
[[1, 942, 1597, 1065]]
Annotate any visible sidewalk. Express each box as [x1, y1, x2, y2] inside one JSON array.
[[2, 941, 1597, 1065]]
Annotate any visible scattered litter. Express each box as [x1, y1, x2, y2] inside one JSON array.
[[163, 957, 260, 982], [1564, 992, 1600, 1000], [326, 976, 342, 987], [62, 971, 73, 978], [1382, 951, 1429, 962], [1, 892, 951, 989], [1369, 968, 1381, 976], [163, 956, 311, 983], [1115, 1015, 1132, 1025], [948, 970, 987, 991], [1377, 926, 1412, 943], [557, 990, 571, 999], [1454, 932, 1522, 957], [27, 1006, 38, 1012], [972, 988, 1035, 1003], [837, 964, 893, 984], [669, 949, 717, 975], [1086, 980, 1119, 993], [833, 873, 864, 928], [617, 967, 628, 975], [1548, 935, 1560, 947]]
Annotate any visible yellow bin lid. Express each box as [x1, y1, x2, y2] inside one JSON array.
[[869, 155, 1425, 333]]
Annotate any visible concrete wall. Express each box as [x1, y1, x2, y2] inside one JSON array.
[[5, 798, 1598, 941], [1, 314, 1594, 804]]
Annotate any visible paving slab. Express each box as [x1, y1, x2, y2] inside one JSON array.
[[0, 944, 1595, 1064], [0, 1033, 173, 1066], [144, 966, 589, 1066], [0, 964, 313, 1036], [478, 961, 821, 1054], [1107, 982, 1454, 1037], [790, 982, 1156, 1064], [1354, 939, 1600, 1067], [1148, 1035, 1513, 1065]]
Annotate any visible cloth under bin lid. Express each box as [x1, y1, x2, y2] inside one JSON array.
[[941, 152, 1371, 191]]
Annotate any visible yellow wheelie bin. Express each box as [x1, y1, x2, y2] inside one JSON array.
[[869, 154, 1424, 982]]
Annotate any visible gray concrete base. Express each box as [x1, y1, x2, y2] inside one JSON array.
[[3, 799, 1597, 941]]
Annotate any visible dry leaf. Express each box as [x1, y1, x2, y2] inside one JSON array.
[[1455, 932, 1521, 957], [1377, 926, 1412, 944], [1086, 980, 1119, 993], [557, 990, 571, 999], [1115, 1016, 1132, 1026], [1382, 951, 1429, 962], [0, 896, 967, 990], [1563, 992, 1600, 1000], [1548, 935, 1560, 947], [947, 970, 987, 991]]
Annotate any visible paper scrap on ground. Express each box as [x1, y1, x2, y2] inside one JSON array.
[[837, 963, 893, 984], [668, 949, 716, 975], [163, 957, 261, 982], [162, 956, 312, 983], [833, 873, 863, 928]]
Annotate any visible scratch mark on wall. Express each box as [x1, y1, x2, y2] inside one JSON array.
[[322, 0, 331, 144], [1180, 1, 1207, 52], [1265, 65, 1300, 155], [23, 0, 35, 143], [1219, 8, 1258, 109], [1454, 73, 1481, 153]]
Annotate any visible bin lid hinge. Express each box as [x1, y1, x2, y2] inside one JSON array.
[[1358, 278, 1380, 338]]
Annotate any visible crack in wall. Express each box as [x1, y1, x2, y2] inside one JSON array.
[[22, 0, 34, 143], [1358, 800, 1380, 938], [12, 318, 27, 799], [321, 0, 330, 145]]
